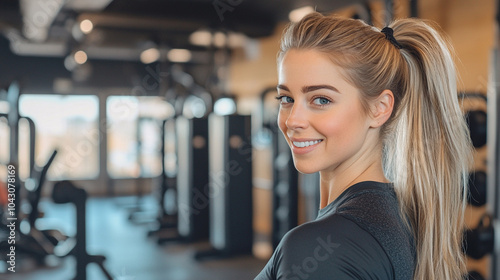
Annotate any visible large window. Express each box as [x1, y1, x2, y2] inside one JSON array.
[[106, 96, 173, 178], [19, 94, 99, 180]]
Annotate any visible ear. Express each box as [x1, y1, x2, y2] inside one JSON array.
[[369, 89, 394, 128]]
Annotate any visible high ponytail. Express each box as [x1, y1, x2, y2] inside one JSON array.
[[279, 13, 473, 279], [385, 19, 473, 279]]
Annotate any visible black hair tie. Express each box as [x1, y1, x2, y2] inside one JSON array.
[[381, 27, 403, 49]]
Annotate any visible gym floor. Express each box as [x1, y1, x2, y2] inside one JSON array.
[[1, 196, 267, 280]]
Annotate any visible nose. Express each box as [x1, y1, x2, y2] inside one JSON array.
[[283, 103, 308, 130]]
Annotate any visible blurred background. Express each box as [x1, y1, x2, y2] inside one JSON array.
[[0, 0, 499, 279]]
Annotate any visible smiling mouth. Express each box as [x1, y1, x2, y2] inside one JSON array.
[[292, 140, 323, 148]]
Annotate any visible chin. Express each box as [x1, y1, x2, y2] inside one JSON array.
[[293, 162, 321, 174]]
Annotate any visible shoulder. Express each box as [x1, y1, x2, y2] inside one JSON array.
[[269, 214, 393, 280], [336, 186, 406, 238], [335, 182, 414, 252], [335, 183, 416, 279]]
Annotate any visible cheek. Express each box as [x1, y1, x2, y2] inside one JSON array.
[[277, 110, 288, 134], [317, 108, 366, 140]]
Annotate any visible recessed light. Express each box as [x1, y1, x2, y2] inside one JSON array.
[[168, 49, 192, 63], [80, 19, 93, 34]]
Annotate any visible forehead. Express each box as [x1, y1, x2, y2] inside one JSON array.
[[278, 49, 354, 91]]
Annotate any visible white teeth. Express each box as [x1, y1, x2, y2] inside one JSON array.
[[292, 140, 322, 148]]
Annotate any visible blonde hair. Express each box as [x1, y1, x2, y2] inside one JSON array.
[[279, 13, 473, 280]]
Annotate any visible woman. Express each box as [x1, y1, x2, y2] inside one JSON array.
[[256, 13, 473, 280]]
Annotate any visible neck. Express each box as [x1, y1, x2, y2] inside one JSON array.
[[318, 146, 388, 209]]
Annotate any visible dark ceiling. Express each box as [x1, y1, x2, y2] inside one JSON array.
[[0, 0, 372, 93], [0, 0, 367, 58]]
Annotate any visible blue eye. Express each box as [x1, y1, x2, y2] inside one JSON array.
[[313, 97, 331, 105], [276, 96, 294, 104]]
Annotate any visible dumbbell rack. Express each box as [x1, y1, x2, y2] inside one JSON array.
[[460, 92, 496, 279]]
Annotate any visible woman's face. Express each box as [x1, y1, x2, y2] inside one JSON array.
[[277, 49, 374, 174]]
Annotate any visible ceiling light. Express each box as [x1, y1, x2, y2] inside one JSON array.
[[74, 50, 88, 64], [289, 6, 314, 22], [80, 19, 93, 34], [214, 32, 227, 47], [167, 49, 192, 63], [140, 48, 160, 64], [189, 29, 212, 46]]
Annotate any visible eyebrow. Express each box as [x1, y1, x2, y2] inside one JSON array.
[[277, 84, 340, 94]]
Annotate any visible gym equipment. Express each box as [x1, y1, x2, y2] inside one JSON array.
[[155, 116, 210, 244], [0, 82, 67, 266], [5, 82, 20, 164], [24, 150, 69, 248], [271, 124, 299, 249], [167, 65, 213, 118], [300, 172, 321, 222], [0, 150, 60, 264], [26, 150, 58, 228], [52, 180, 113, 280], [127, 117, 165, 225], [177, 116, 210, 240], [195, 114, 253, 260], [459, 93, 487, 149], [150, 67, 214, 244], [254, 87, 319, 249], [23, 150, 66, 250], [466, 271, 485, 280], [464, 213, 495, 260], [1, 82, 37, 228], [257, 87, 299, 250], [410, 0, 418, 17], [145, 66, 211, 242], [0, 113, 36, 180], [146, 119, 178, 238], [1, 82, 21, 229], [468, 171, 487, 207], [466, 110, 487, 148]]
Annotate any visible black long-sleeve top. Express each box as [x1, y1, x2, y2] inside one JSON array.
[[255, 181, 416, 280]]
